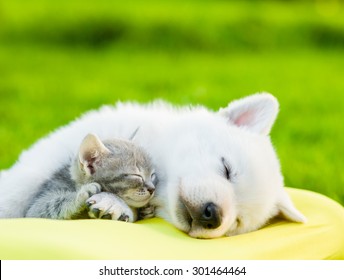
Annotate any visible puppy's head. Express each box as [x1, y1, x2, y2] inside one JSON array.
[[155, 93, 306, 238]]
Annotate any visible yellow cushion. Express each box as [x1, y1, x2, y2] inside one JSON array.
[[0, 188, 343, 260]]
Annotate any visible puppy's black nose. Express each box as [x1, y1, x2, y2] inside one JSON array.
[[199, 202, 221, 229]]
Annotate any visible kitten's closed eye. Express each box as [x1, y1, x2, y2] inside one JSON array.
[[125, 174, 143, 180], [100, 174, 144, 192], [124, 174, 144, 186]]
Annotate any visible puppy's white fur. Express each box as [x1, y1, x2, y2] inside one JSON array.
[[0, 93, 305, 238]]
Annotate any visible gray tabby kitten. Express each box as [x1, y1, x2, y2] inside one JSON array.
[[25, 133, 157, 222]]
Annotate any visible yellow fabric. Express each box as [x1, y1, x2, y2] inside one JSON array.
[[0, 188, 343, 260]]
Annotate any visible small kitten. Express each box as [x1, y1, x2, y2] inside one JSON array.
[[25, 133, 157, 222]]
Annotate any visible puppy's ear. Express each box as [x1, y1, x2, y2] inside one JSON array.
[[78, 133, 110, 175], [277, 191, 307, 223], [219, 93, 279, 135]]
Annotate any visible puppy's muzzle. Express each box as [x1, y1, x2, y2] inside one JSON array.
[[183, 200, 222, 230]]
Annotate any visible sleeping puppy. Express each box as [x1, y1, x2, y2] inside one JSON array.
[[0, 93, 305, 238]]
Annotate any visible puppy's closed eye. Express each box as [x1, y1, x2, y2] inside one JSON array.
[[221, 157, 232, 181]]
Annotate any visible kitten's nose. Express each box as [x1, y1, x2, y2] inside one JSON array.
[[145, 182, 155, 195]]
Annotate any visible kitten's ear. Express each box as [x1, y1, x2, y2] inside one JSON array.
[[78, 134, 110, 175], [218, 93, 279, 135], [277, 191, 307, 223]]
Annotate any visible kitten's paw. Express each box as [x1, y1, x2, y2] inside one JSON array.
[[138, 204, 155, 220], [76, 183, 102, 203], [86, 192, 135, 222]]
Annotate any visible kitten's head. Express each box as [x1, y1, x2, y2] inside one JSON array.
[[72, 133, 157, 208]]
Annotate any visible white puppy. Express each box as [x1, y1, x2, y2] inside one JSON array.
[[0, 93, 305, 238]]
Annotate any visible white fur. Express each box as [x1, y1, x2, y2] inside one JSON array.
[[0, 93, 306, 238]]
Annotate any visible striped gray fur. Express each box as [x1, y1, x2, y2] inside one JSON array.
[[25, 134, 157, 220]]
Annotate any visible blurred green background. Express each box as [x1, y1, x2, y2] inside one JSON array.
[[0, 0, 343, 205]]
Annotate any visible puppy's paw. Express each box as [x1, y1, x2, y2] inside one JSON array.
[[86, 192, 135, 222], [138, 204, 155, 220], [76, 183, 102, 203]]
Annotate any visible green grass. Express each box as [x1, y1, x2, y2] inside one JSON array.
[[0, 0, 343, 205], [2, 0, 344, 51]]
